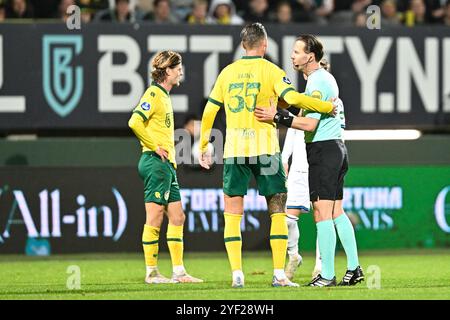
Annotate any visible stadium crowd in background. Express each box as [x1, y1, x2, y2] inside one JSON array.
[[0, 0, 449, 26]]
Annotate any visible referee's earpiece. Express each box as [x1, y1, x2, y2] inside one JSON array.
[[299, 55, 314, 68]]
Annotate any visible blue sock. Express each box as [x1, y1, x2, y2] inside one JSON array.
[[334, 214, 359, 270], [316, 219, 336, 280]]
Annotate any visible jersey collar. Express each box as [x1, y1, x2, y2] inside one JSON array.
[[241, 56, 263, 60], [151, 81, 169, 97]]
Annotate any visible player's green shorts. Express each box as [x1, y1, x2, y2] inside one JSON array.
[[138, 151, 181, 205], [223, 153, 287, 197]]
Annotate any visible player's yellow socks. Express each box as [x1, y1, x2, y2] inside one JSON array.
[[167, 224, 184, 267], [224, 212, 243, 271], [142, 224, 160, 267], [270, 213, 288, 270]]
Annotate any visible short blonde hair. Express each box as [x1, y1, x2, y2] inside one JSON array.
[[240, 23, 267, 50], [151, 50, 182, 83]]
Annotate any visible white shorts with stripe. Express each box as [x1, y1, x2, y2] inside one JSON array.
[[286, 170, 310, 212]]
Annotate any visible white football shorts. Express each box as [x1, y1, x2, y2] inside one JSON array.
[[286, 170, 310, 212]]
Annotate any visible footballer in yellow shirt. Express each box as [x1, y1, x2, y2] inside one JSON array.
[[200, 51, 334, 161], [128, 50, 202, 285], [198, 23, 336, 288], [131, 81, 176, 166]]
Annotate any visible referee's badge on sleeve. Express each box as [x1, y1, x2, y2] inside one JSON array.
[[283, 77, 292, 85], [311, 90, 323, 100], [141, 102, 151, 111]]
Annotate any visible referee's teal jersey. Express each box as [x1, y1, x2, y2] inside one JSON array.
[[303, 68, 344, 143]]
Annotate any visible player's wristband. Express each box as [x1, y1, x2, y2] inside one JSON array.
[[287, 106, 301, 116], [273, 112, 293, 128]]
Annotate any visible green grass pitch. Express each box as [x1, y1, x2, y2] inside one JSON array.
[[0, 249, 449, 300]]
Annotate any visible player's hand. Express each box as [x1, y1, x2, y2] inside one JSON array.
[[329, 97, 338, 116], [156, 146, 169, 162], [255, 97, 277, 122], [198, 151, 213, 170]]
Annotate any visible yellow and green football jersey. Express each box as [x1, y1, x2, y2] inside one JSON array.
[[132, 82, 176, 166], [207, 56, 297, 158]]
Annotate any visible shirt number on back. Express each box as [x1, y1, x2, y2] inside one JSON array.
[[227, 82, 261, 113]]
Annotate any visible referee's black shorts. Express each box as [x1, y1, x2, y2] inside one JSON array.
[[306, 139, 348, 202]]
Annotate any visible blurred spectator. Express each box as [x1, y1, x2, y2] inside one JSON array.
[[207, 0, 243, 25], [29, 0, 58, 18], [59, 0, 75, 22], [351, 0, 372, 13], [271, 1, 293, 23], [3, 0, 447, 26], [427, 0, 447, 23], [135, 0, 152, 20], [328, 0, 354, 24], [242, 0, 270, 23], [404, 0, 429, 26], [183, 113, 199, 136], [315, 0, 334, 19], [79, 8, 93, 22], [0, 1, 5, 21], [380, 0, 401, 26], [77, 0, 109, 22], [331, 0, 352, 12], [394, 0, 410, 12], [329, 0, 371, 25], [290, 0, 319, 22], [176, 113, 213, 170], [95, 0, 134, 22], [293, 0, 316, 11], [143, 0, 179, 23], [6, 0, 34, 19], [354, 11, 367, 26], [171, 0, 193, 19], [232, 0, 247, 14], [185, 0, 207, 24], [397, 0, 447, 22], [444, 0, 450, 25]]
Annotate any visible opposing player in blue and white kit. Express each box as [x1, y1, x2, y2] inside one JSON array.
[[283, 61, 347, 281], [282, 126, 309, 279]]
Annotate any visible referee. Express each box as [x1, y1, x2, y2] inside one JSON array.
[[255, 35, 364, 287]]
